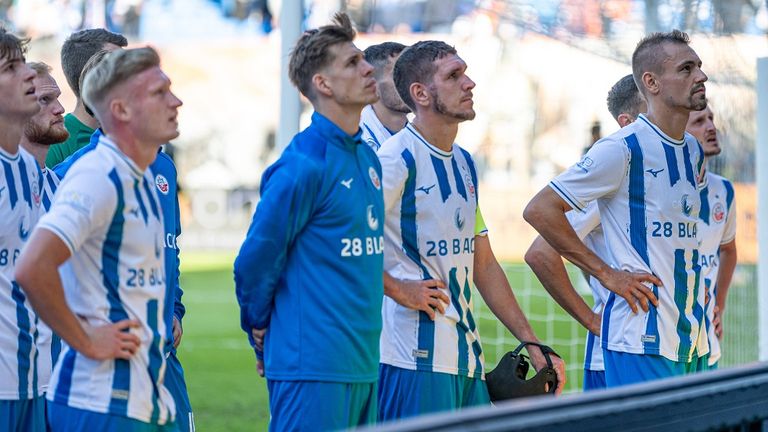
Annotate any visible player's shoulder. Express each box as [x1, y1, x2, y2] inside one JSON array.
[[151, 150, 178, 176]]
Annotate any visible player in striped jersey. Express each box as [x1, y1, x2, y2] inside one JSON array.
[[359, 42, 409, 151], [16, 47, 180, 431], [53, 48, 196, 432], [377, 40, 565, 421], [525, 30, 708, 387], [525, 74, 647, 391], [0, 28, 47, 432], [18, 62, 70, 399], [685, 106, 737, 370]]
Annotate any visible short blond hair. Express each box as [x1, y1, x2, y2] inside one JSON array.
[[27, 61, 52, 76], [82, 47, 160, 115]]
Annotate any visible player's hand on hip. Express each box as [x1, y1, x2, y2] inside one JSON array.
[[601, 268, 661, 314], [252, 327, 266, 352], [393, 278, 449, 320], [83, 319, 142, 360], [172, 316, 183, 349]]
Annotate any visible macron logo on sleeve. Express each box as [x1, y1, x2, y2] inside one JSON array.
[[341, 178, 354, 189]]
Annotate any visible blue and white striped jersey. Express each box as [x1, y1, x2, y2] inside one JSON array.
[[378, 124, 484, 378], [37, 135, 175, 425], [551, 114, 706, 363], [37, 167, 62, 392], [565, 203, 611, 372], [0, 146, 43, 400], [360, 105, 396, 152], [697, 171, 736, 366]]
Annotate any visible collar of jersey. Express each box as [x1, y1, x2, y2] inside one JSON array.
[[0, 145, 20, 161], [311, 111, 363, 149], [405, 124, 453, 158], [98, 134, 144, 179], [637, 114, 686, 146]]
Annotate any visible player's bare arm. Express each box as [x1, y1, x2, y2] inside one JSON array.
[[16, 229, 141, 360], [525, 236, 601, 335], [714, 239, 737, 338], [473, 235, 566, 394], [524, 187, 661, 314], [383, 272, 449, 320]]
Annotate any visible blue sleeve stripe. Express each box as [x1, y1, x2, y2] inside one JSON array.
[[549, 181, 583, 212], [626, 134, 650, 266]]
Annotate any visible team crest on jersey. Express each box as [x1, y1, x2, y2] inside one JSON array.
[[712, 202, 725, 223], [32, 179, 40, 206], [155, 174, 169, 195], [454, 208, 466, 231], [464, 173, 475, 198], [368, 167, 381, 190], [367, 204, 379, 231]]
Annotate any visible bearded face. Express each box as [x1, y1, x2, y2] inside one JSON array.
[[24, 115, 69, 145]]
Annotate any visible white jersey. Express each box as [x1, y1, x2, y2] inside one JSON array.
[[36, 167, 61, 392], [378, 124, 484, 378], [697, 171, 736, 366], [550, 114, 706, 363], [360, 105, 399, 152], [565, 203, 611, 372], [38, 135, 175, 424], [0, 146, 43, 400]]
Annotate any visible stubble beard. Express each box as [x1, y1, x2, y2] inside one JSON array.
[[431, 88, 475, 121], [24, 121, 69, 146]]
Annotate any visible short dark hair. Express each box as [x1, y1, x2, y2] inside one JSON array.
[[288, 12, 356, 100], [393, 40, 456, 111], [364, 42, 406, 79], [0, 27, 28, 63], [606, 74, 644, 121], [61, 28, 128, 98], [631, 29, 690, 96]]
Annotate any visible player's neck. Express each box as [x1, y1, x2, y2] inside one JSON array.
[[0, 118, 23, 155], [72, 100, 99, 130], [411, 113, 458, 152], [105, 128, 158, 172], [315, 100, 363, 136], [371, 103, 407, 134], [18, 139, 48, 168], [644, 105, 689, 141]]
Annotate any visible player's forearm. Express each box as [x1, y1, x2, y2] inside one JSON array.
[[524, 189, 612, 282], [715, 240, 737, 311], [525, 237, 596, 332]]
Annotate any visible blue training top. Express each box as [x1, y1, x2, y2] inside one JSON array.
[[52, 130, 185, 349], [234, 112, 385, 383]]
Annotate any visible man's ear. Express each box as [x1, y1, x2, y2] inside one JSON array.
[[617, 113, 635, 128], [312, 73, 333, 98], [410, 82, 429, 108], [642, 71, 659, 96], [110, 98, 130, 122]]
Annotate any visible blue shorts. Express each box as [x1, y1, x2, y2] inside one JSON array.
[[165, 351, 194, 432], [267, 380, 376, 431], [695, 353, 710, 372], [709, 361, 719, 370], [47, 401, 178, 432], [583, 369, 606, 391], [0, 396, 45, 432], [377, 363, 489, 422], [603, 349, 697, 388]]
